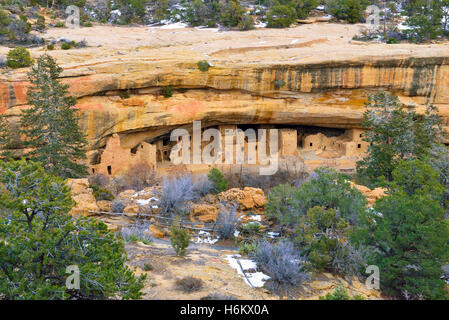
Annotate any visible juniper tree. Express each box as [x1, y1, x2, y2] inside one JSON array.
[[0, 159, 145, 299], [20, 54, 88, 178], [355, 160, 449, 299]]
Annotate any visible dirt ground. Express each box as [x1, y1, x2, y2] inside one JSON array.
[[125, 240, 278, 300]]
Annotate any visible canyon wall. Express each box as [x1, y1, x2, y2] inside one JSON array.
[[1, 54, 449, 171]]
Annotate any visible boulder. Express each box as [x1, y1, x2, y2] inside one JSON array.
[[124, 205, 139, 214], [67, 178, 99, 216], [117, 189, 136, 201], [351, 183, 387, 206], [70, 193, 99, 217], [149, 224, 165, 238], [191, 204, 219, 223], [218, 187, 266, 210], [67, 178, 91, 196], [97, 200, 113, 212]]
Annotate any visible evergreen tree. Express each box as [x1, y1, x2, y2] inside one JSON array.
[[357, 92, 444, 185], [208, 167, 228, 194], [220, 0, 245, 27], [403, 0, 444, 41], [355, 160, 449, 299], [20, 54, 88, 179], [0, 159, 145, 299], [0, 114, 14, 159]]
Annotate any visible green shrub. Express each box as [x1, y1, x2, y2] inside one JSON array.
[[295, 206, 349, 271], [170, 217, 190, 256], [90, 184, 114, 201], [161, 85, 173, 98], [238, 15, 254, 31], [386, 37, 398, 44], [46, 43, 55, 50], [326, 0, 364, 23], [55, 21, 65, 28], [61, 42, 71, 50], [241, 222, 261, 233], [197, 60, 210, 72], [35, 14, 45, 31], [293, 0, 320, 19], [0, 10, 10, 35], [266, 167, 367, 226], [208, 167, 228, 194], [319, 284, 364, 300], [274, 79, 286, 89], [6, 47, 33, 69], [0, 159, 146, 299], [239, 241, 258, 255], [267, 5, 296, 28]]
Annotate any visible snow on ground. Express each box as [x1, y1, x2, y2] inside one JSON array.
[[194, 231, 220, 244], [226, 254, 270, 288], [148, 21, 189, 29]]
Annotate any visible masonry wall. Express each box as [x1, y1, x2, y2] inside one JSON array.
[[92, 134, 157, 176]]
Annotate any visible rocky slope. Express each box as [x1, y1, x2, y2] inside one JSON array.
[[1, 23, 448, 161]]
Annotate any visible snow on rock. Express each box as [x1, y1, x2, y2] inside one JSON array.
[[225, 254, 271, 288]]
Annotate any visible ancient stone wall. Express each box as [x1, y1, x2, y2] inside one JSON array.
[[92, 134, 157, 176]]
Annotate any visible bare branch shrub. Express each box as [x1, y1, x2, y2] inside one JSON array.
[[194, 174, 214, 198], [123, 162, 160, 191], [112, 199, 126, 213], [216, 202, 238, 240], [158, 173, 213, 216], [330, 241, 372, 277], [250, 240, 308, 293], [88, 173, 110, 189], [110, 176, 132, 195], [175, 276, 203, 293], [200, 292, 238, 300], [224, 160, 308, 192], [120, 222, 152, 244]]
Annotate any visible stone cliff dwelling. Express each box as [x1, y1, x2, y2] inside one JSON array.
[[90, 125, 369, 176]]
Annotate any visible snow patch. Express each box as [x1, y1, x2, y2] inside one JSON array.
[[148, 21, 189, 29], [226, 254, 270, 288], [267, 232, 280, 239], [194, 231, 220, 244]]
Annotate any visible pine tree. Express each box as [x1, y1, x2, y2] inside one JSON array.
[[20, 54, 88, 178]]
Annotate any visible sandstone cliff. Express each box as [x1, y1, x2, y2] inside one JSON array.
[[1, 24, 448, 165]]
